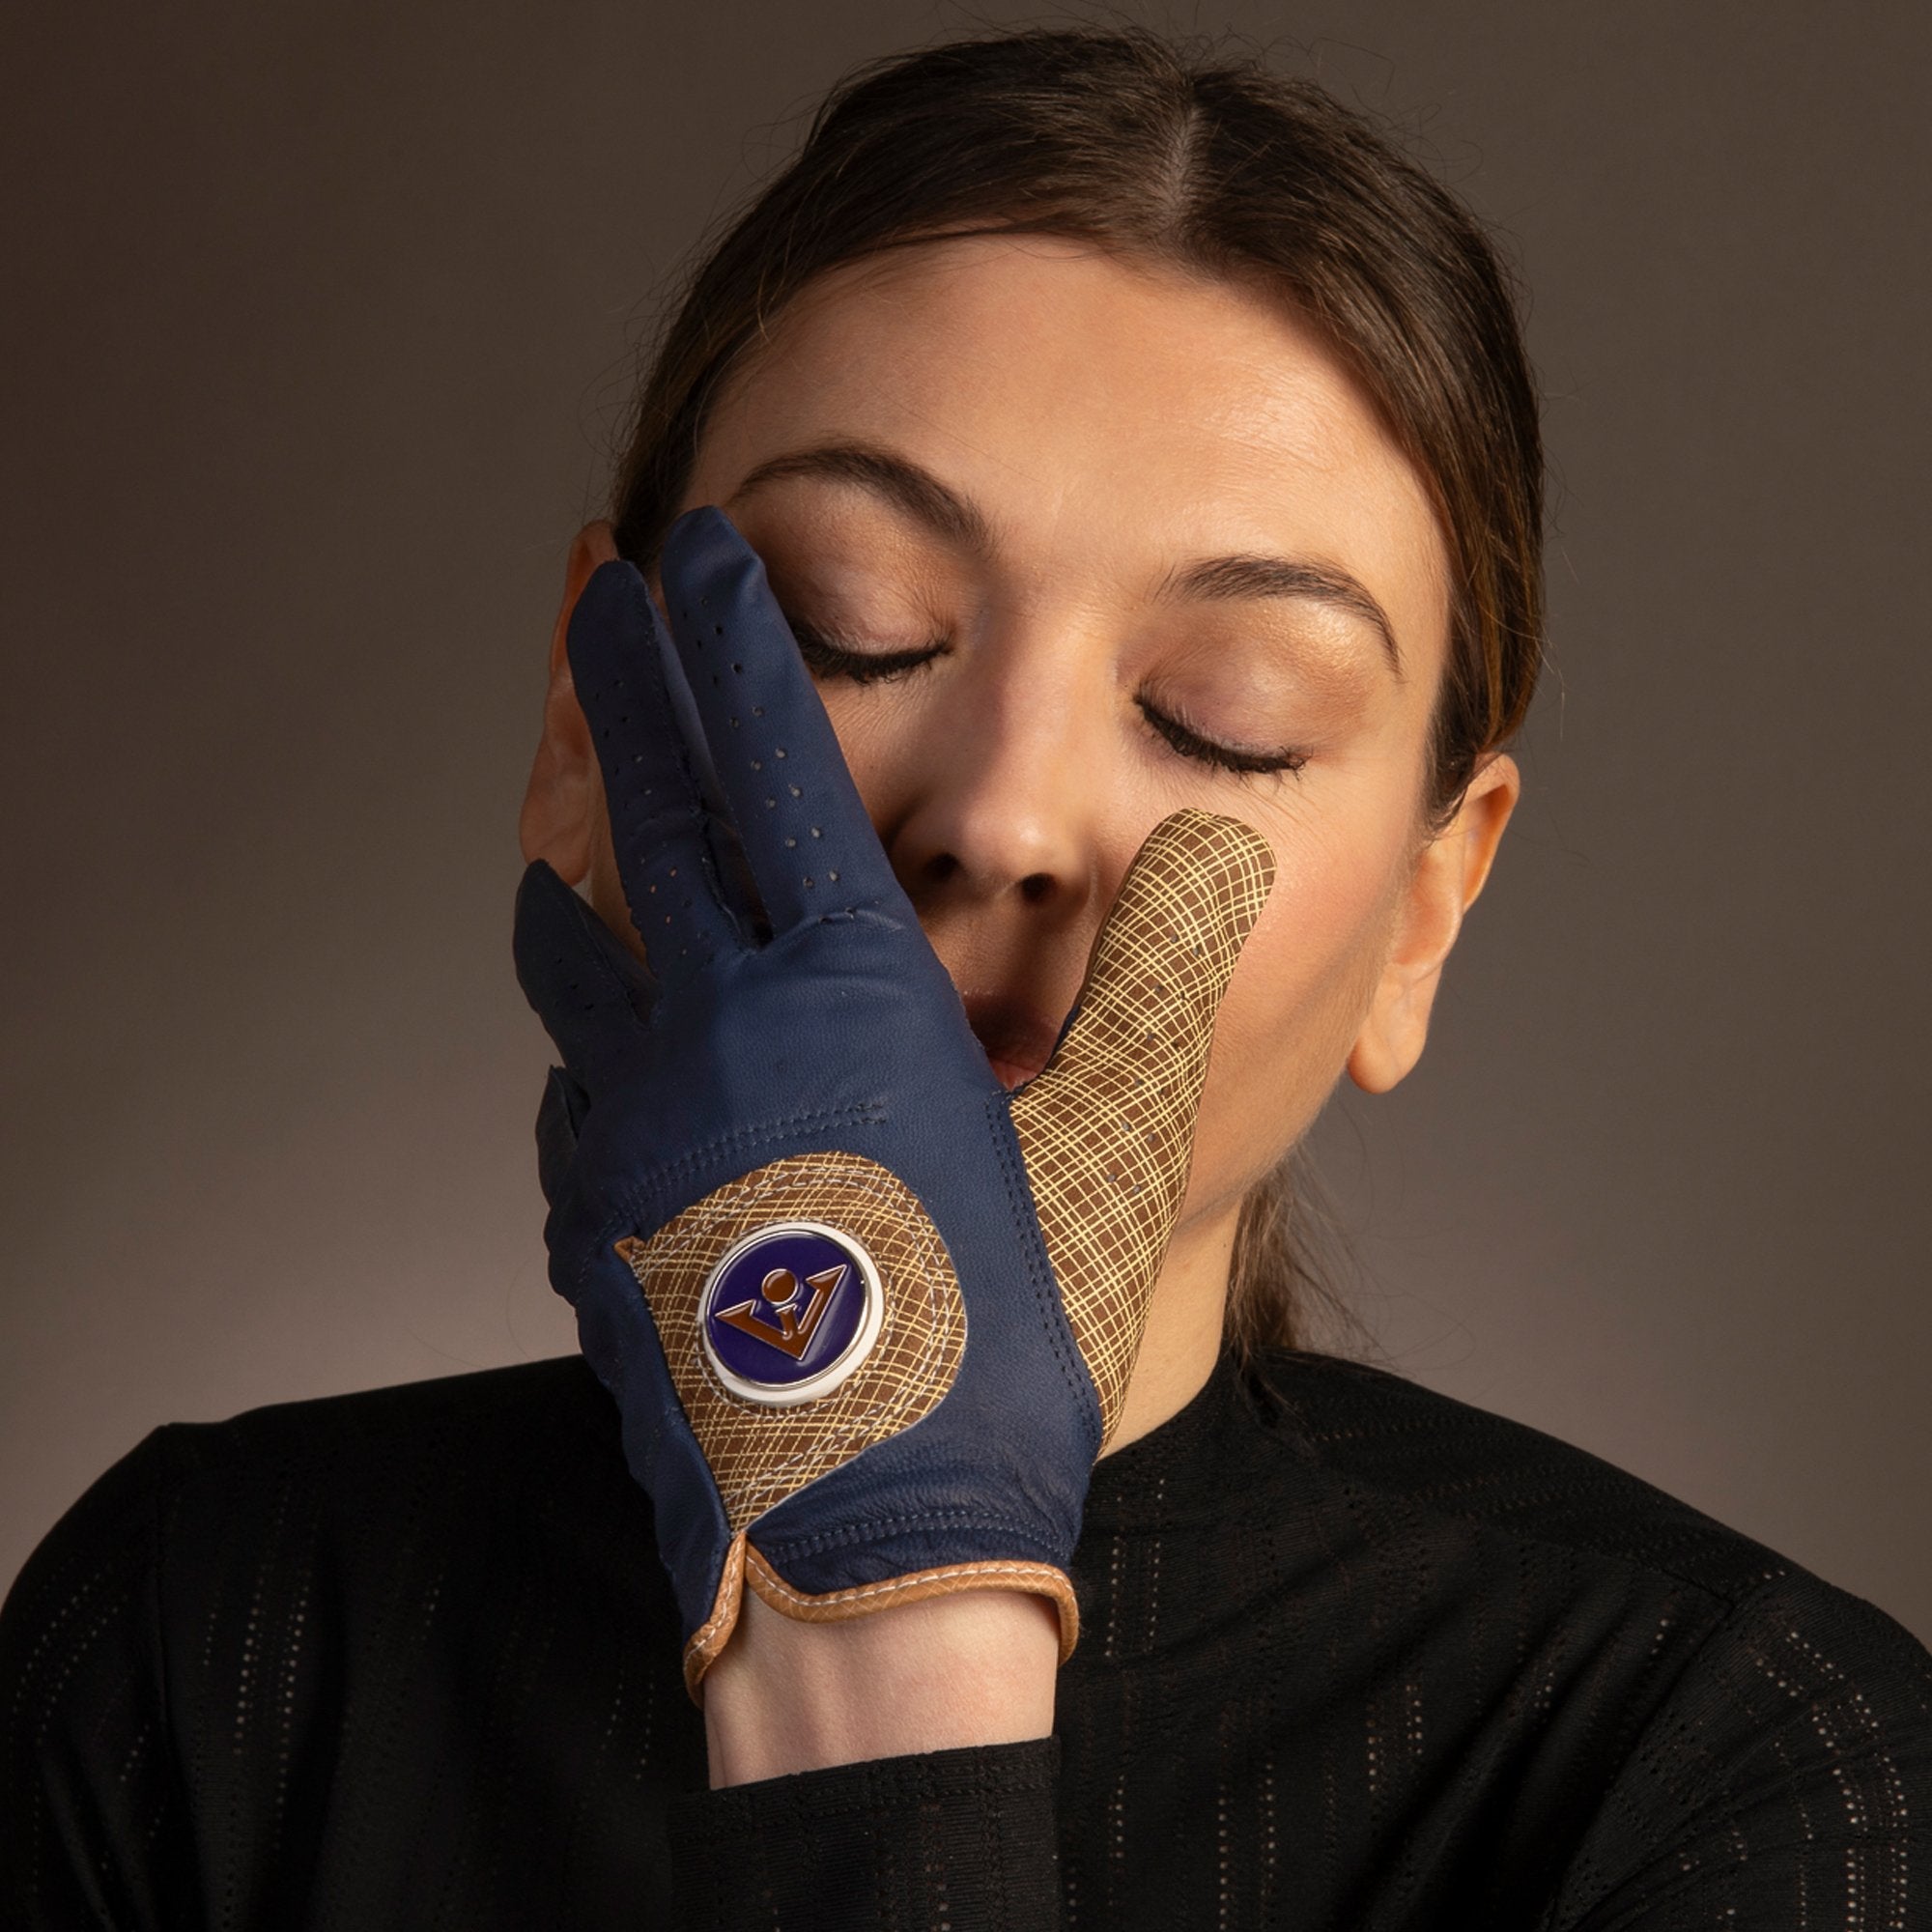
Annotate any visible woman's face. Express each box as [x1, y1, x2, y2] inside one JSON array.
[[535, 231, 1516, 1411]]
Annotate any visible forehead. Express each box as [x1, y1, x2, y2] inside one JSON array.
[[692, 232, 1450, 676]]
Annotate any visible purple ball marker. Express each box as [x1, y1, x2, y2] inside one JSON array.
[[698, 1220, 885, 1406]]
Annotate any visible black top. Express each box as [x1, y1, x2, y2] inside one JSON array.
[[5, 1343, 1928, 1930]]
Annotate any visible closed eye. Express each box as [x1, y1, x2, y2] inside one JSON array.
[[787, 617, 945, 685], [785, 612, 1307, 781], [1137, 699, 1309, 781]]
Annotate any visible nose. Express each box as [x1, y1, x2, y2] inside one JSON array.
[[884, 638, 1106, 923]]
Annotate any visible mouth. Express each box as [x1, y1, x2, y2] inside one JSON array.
[[960, 991, 1066, 1092]]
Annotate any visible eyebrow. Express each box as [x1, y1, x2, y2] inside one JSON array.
[[726, 439, 1404, 680]]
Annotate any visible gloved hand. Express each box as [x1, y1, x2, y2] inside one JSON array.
[[514, 505, 1274, 1699]]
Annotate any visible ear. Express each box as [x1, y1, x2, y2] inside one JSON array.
[[519, 521, 621, 880], [1347, 752, 1520, 1094]]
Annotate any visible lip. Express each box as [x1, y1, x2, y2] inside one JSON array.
[[960, 991, 1066, 1091]]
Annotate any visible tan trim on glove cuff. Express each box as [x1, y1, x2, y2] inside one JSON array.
[[681, 1529, 1081, 1702]]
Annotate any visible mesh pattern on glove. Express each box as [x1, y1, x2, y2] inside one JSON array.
[[615, 1151, 966, 1530], [1013, 809, 1276, 1443]]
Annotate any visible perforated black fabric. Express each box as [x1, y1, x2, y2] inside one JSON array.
[[4, 1343, 1928, 1929], [671, 1737, 1066, 1929]]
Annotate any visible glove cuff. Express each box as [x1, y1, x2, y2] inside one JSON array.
[[682, 1530, 1080, 1702]]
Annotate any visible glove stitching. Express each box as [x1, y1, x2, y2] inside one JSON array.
[[672, 1160, 952, 1496], [984, 1089, 1101, 1454], [753, 1512, 1066, 1565], [569, 1103, 888, 1302], [747, 1556, 1070, 1607], [630, 1105, 890, 1215], [562, 906, 643, 1039], [615, 570, 744, 959], [636, 1155, 961, 1518]]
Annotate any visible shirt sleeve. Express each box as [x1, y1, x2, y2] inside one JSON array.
[[667, 1736, 1065, 1931], [0, 1429, 188, 1930], [1549, 1567, 1932, 1930]]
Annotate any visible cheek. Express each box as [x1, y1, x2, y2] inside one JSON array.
[[800, 679, 939, 815], [812, 671, 1406, 1151], [1183, 815, 1403, 1208]]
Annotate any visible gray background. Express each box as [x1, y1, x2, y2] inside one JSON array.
[[4, 0, 1927, 1638]]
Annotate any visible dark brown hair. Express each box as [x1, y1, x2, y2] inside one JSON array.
[[608, 24, 1545, 1363]]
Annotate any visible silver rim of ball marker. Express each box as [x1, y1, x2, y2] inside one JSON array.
[[697, 1218, 887, 1407]]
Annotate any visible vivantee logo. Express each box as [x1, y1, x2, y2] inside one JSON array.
[[713, 1263, 845, 1359], [694, 1220, 885, 1406]]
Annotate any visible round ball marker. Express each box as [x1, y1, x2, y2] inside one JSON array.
[[698, 1219, 885, 1406]]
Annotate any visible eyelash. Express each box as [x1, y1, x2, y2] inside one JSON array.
[[1139, 703, 1310, 781], [786, 617, 1309, 782], [789, 620, 937, 687]]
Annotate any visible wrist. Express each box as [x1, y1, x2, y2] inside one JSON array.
[[700, 1583, 1061, 1789]]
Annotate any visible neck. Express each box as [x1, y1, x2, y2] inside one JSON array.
[[1100, 1203, 1239, 1458]]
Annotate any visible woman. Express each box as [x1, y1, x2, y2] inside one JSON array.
[[4, 24, 1927, 1931]]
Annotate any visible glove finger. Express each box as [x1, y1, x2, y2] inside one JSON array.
[[534, 1065, 588, 1210], [655, 505, 914, 937], [1010, 808, 1275, 1443], [566, 558, 757, 988], [512, 856, 655, 1085]]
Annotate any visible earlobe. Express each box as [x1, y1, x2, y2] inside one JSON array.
[[1346, 753, 1520, 1095], [519, 521, 622, 881]]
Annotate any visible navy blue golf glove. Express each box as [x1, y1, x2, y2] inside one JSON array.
[[514, 505, 1274, 1696]]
